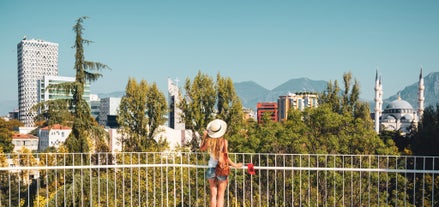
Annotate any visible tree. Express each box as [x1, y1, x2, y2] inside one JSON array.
[[145, 82, 168, 140], [30, 17, 110, 153], [411, 104, 439, 156], [180, 71, 216, 150], [118, 78, 148, 151], [179, 71, 245, 151], [215, 74, 244, 136], [58, 16, 111, 153], [0, 119, 16, 153], [117, 78, 168, 152], [32, 99, 74, 127]]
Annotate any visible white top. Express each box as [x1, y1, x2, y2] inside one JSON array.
[[207, 155, 218, 168]]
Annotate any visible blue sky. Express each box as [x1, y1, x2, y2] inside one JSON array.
[[1, 1, 438, 109]]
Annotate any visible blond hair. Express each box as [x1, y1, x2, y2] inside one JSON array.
[[205, 137, 224, 159]]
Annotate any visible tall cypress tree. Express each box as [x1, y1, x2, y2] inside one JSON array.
[[45, 16, 111, 153]]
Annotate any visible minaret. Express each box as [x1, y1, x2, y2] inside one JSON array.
[[418, 68, 425, 119], [374, 70, 383, 133]]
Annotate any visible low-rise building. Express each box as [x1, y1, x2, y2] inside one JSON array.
[[38, 124, 72, 151], [12, 134, 39, 152]]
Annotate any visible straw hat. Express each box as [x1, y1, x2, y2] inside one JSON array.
[[206, 119, 227, 138]]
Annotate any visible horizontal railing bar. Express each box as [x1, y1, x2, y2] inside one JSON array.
[[7, 152, 439, 158], [2, 164, 439, 174]]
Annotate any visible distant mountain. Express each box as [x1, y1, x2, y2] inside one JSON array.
[[2, 73, 438, 117], [234, 81, 270, 108], [382, 72, 439, 109], [235, 78, 328, 110]]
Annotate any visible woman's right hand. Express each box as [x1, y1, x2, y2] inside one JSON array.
[[234, 163, 243, 168]]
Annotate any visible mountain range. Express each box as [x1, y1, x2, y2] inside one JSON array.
[[1, 72, 438, 116]]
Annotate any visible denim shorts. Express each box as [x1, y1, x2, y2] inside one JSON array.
[[205, 167, 227, 181]]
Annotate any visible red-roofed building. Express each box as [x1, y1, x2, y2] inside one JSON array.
[[38, 124, 72, 151], [12, 134, 39, 152]]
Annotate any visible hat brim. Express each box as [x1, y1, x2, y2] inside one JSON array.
[[207, 119, 227, 138]]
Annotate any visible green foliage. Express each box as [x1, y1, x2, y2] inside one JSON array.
[[145, 82, 168, 140], [179, 71, 245, 151], [411, 104, 439, 156], [0, 119, 19, 153], [32, 99, 74, 127], [117, 78, 168, 152], [180, 71, 217, 150], [63, 16, 110, 153], [215, 74, 244, 136]]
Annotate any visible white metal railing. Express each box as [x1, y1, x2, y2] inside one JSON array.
[[1, 152, 438, 206]]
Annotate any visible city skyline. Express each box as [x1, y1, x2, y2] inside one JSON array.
[[1, 1, 439, 115]]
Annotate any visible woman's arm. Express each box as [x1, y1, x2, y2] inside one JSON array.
[[224, 139, 243, 168], [199, 130, 208, 151]]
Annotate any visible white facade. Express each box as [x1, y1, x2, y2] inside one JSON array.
[[106, 128, 122, 152], [38, 75, 91, 102], [12, 134, 39, 152], [38, 124, 72, 151], [107, 126, 194, 152], [99, 97, 121, 126], [90, 94, 101, 119], [17, 38, 58, 126], [155, 126, 193, 151], [18, 126, 37, 134], [380, 98, 419, 134]]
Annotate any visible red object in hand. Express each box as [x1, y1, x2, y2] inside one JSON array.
[[247, 163, 256, 175]]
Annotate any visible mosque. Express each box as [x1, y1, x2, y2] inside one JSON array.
[[374, 69, 424, 134]]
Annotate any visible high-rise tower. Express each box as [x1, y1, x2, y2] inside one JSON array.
[[168, 78, 185, 130], [17, 38, 58, 126]]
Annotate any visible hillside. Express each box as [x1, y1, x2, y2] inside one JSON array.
[[235, 78, 328, 110], [383, 72, 439, 109]]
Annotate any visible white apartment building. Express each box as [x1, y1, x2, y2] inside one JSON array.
[[38, 124, 72, 151], [12, 134, 39, 152], [17, 38, 58, 126], [278, 92, 319, 121], [38, 75, 91, 103]]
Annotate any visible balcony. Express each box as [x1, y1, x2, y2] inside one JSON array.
[[1, 152, 438, 206]]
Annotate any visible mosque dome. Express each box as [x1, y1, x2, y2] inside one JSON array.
[[385, 99, 413, 110], [401, 114, 414, 122], [382, 115, 396, 122]]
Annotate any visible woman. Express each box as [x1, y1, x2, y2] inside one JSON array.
[[200, 119, 243, 207]]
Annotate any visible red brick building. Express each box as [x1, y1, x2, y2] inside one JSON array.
[[256, 102, 278, 123]]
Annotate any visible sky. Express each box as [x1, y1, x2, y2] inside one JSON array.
[[1, 1, 438, 109]]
